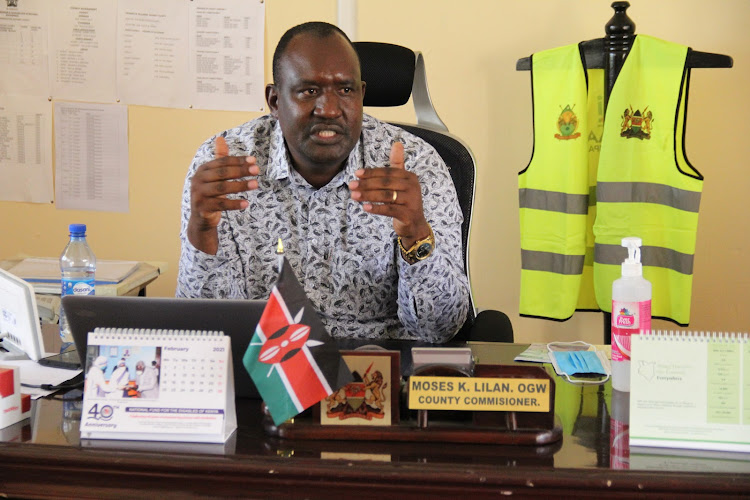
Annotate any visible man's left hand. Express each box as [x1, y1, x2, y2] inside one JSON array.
[[348, 141, 431, 248]]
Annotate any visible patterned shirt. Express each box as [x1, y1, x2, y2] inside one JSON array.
[[177, 114, 470, 343]]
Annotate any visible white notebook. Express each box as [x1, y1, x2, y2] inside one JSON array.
[[630, 330, 750, 453], [80, 327, 236, 444]]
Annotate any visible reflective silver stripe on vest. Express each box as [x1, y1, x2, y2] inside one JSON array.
[[521, 250, 585, 275], [519, 189, 589, 215], [594, 244, 694, 275], [596, 182, 701, 213]]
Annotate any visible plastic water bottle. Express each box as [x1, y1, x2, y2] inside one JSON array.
[[611, 237, 651, 392], [59, 223, 96, 351]]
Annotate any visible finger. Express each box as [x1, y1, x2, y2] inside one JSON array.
[[361, 201, 403, 218], [198, 178, 259, 198], [350, 180, 410, 203], [196, 156, 259, 182], [390, 141, 404, 170], [215, 135, 229, 158], [197, 197, 249, 215]]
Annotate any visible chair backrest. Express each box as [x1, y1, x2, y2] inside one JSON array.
[[354, 42, 477, 333]]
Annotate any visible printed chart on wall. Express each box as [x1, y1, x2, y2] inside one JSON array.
[[0, 96, 53, 204], [53, 101, 129, 212]]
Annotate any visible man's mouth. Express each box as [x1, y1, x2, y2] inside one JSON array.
[[311, 123, 345, 142]]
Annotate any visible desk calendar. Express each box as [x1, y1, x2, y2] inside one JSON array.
[[630, 330, 750, 453], [80, 328, 236, 444]]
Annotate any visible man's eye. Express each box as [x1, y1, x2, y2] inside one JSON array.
[[303, 89, 318, 96], [341, 87, 352, 94]]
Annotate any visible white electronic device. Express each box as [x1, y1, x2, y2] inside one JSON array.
[[0, 268, 45, 361]]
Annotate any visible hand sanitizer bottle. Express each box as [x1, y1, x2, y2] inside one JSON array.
[[611, 237, 651, 392]]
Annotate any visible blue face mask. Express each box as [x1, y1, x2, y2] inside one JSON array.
[[547, 342, 610, 385]]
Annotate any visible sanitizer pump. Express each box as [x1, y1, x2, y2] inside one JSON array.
[[611, 237, 652, 392]]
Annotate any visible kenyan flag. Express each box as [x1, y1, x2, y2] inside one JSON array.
[[243, 258, 353, 426]]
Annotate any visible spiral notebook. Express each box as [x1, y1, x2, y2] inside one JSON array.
[[630, 330, 750, 453], [80, 327, 236, 444]]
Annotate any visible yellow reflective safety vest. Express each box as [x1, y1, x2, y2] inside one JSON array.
[[519, 35, 702, 325], [518, 43, 604, 320]]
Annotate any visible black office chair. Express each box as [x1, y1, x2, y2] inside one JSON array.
[[354, 42, 513, 343]]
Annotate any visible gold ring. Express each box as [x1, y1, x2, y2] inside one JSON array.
[[392, 190, 398, 203]]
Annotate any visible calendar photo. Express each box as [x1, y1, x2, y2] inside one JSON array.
[[83, 345, 161, 400]]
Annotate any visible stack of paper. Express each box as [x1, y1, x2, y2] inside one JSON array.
[[7, 258, 139, 294]]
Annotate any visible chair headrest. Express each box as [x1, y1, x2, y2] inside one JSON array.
[[354, 42, 415, 107]]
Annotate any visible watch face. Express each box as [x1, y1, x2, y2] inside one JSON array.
[[415, 242, 433, 259]]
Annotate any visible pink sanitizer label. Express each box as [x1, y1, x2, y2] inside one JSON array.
[[611, 300, 651, 362]]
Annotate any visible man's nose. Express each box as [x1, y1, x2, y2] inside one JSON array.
[[314, 91, 342, 118]]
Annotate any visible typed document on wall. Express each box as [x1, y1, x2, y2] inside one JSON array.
[[0, 96, 53, 203], [116, 0, 190, 108], [0, 0, 50, 98], [54, 102, 129, 212], [189, 0, 266, 111], [49, 0, 117, 103]]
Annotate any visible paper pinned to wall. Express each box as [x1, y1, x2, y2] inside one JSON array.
[[54, 101, 129, 212], [116, 0, 191, 108], [0, 96, 54, 203], [0, 0, 50, 98], [49, 0, 118, 103], [189, 0, 266, 112]]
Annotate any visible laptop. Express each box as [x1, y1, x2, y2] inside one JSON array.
[[62, 295, 265, 398]]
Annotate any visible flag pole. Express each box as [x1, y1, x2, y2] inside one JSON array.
[[276, 238, 284, 273]]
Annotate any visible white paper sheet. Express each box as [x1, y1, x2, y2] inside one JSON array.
[[0, 96, 53, 203], [0, 0, 50, 98], [5, 359, 82, 399], [189, 0, 265, 112], [116, 0, 190, 108], [49, 0, 117, 103], [54, 101, 129, 212]]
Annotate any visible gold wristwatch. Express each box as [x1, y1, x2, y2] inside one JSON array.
[[398, 225, 435, 265]]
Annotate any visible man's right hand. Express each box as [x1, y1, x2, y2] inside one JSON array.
[[187, 136, 260, 255]]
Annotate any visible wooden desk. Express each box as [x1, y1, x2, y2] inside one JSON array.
[[0, 343, 748, 498]]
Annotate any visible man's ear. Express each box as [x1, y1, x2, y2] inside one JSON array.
[[266, 84, 279, 116], [361, 80, 366, 101]]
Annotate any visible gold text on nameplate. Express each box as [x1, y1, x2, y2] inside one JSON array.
[[408, 376, 550, 412]]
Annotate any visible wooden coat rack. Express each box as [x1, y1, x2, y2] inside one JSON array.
[[516, 1, 733, 343]]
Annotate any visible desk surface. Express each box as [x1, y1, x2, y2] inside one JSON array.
[[1, 343, 749, 499]]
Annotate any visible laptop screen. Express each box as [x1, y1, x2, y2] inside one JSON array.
[[62, 295, 265, 398]]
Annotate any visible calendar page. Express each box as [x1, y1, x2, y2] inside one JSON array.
[[80, 328, 236, 443]]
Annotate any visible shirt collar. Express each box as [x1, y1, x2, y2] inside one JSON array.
[[265, 117, 367, 188]]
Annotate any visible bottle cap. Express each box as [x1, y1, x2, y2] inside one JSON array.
[[69, 223, 87, 236], [621, 237, 642, 277]]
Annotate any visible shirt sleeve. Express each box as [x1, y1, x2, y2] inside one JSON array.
[[176, 136, 248, 300], [396, 141, 471, 343]]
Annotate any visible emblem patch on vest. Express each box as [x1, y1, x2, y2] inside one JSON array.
[[621, 106, 653, 140], [555, 104, 581, 140]]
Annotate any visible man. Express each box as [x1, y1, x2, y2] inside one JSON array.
[[177, 22, 469, 343], [135, 360, 159, 399], [109, 358, 130, 398], [84, 355, 121, 399]]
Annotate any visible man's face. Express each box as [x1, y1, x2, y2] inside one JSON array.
[[267, 33, 365, 180]]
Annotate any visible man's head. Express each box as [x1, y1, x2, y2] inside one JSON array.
[[266, 22, 365, 186]]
